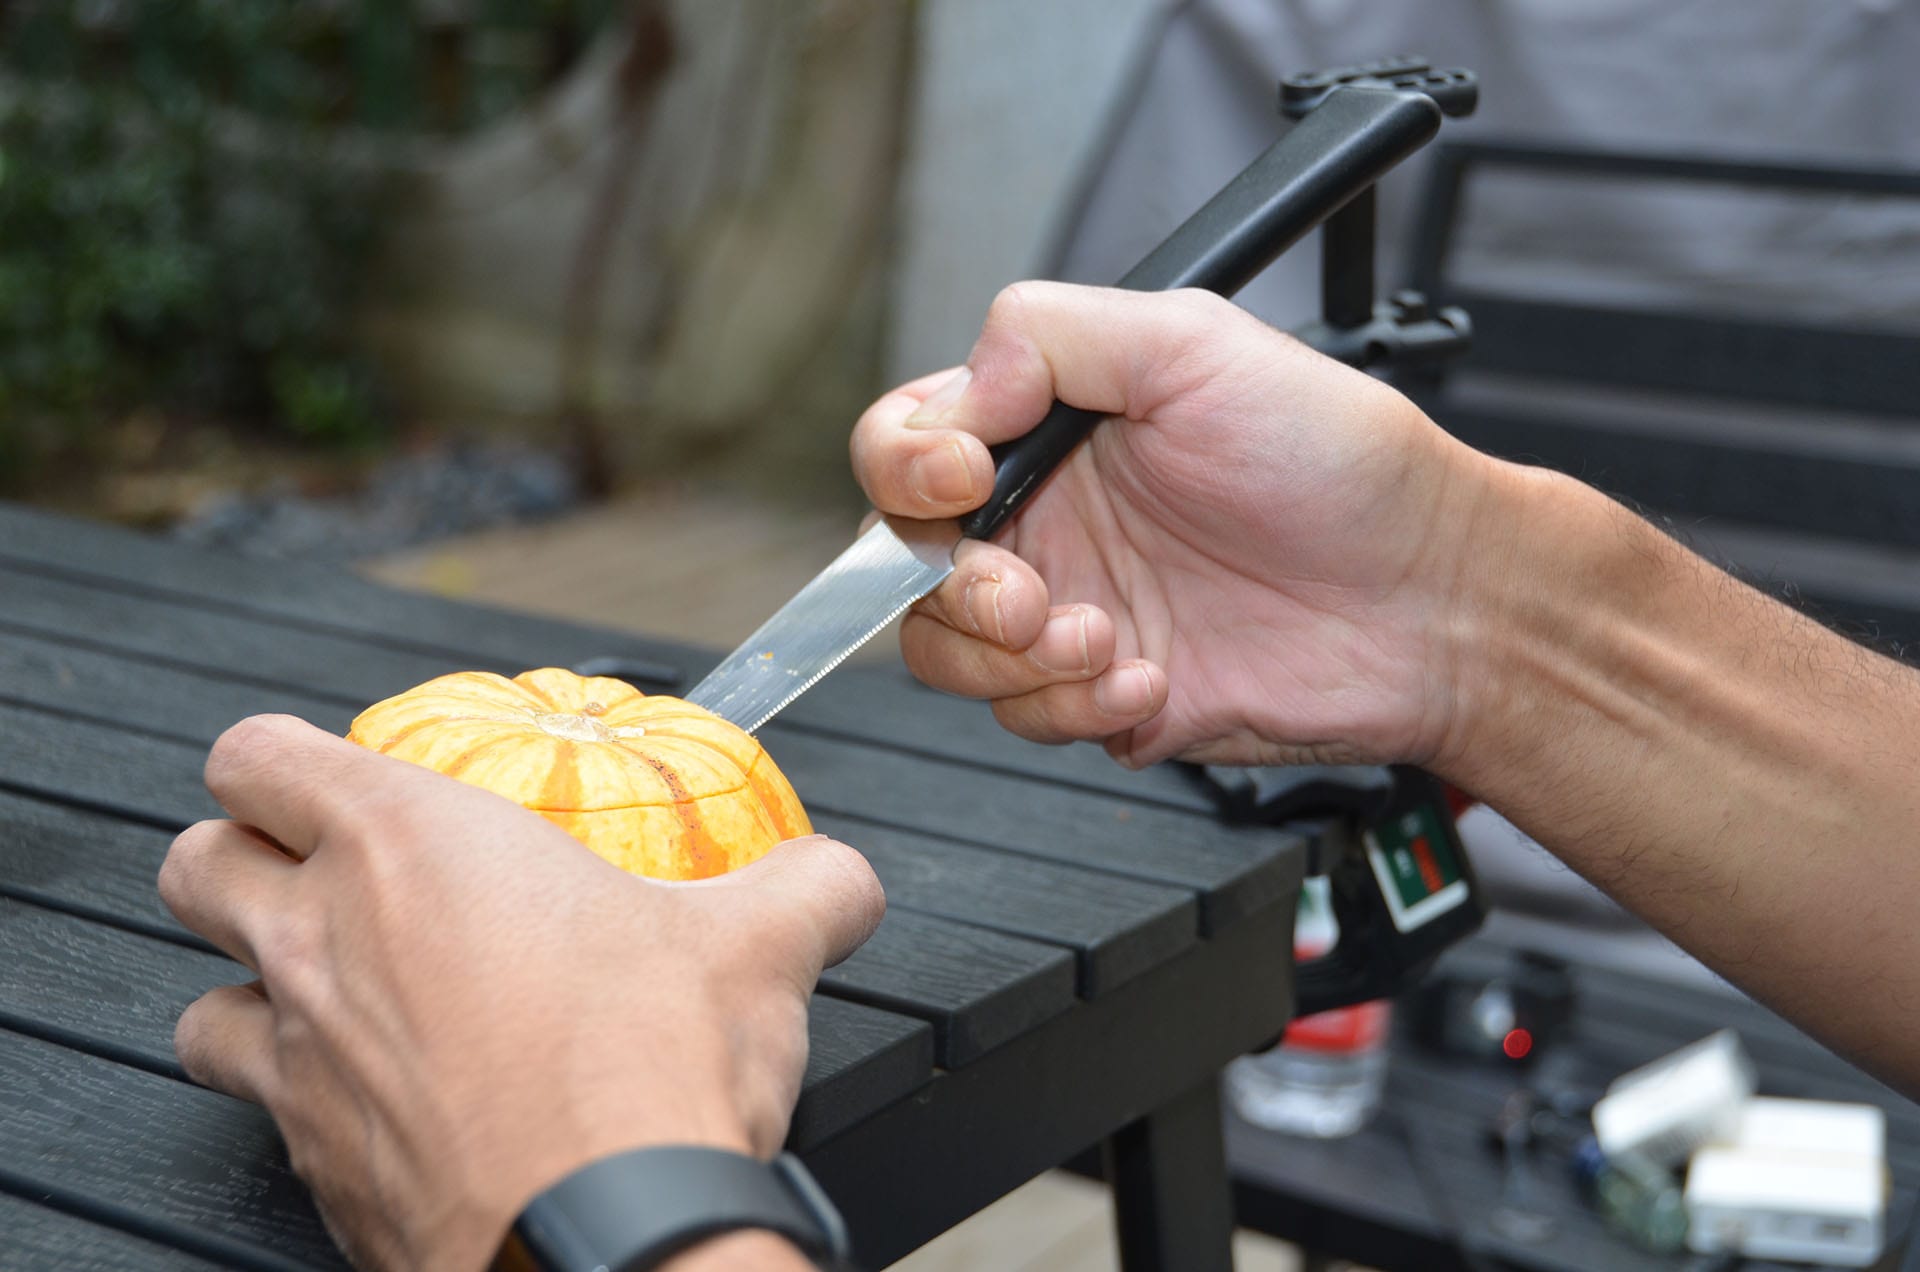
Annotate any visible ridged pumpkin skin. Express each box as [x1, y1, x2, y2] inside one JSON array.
[[347, 667, 810, 880]]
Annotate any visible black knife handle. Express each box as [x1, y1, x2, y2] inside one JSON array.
[[956, 85, 1441, 542]]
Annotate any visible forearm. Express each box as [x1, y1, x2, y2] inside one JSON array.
[[664, 1232, 819, 1271], [1442, 460, 1920, 1090]]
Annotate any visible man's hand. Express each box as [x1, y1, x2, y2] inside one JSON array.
[[852, 282, 1493, 770], [861, 280, 1920, 1100], [159, 715, 883, 1272]]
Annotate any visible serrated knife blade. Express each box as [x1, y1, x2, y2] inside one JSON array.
[[684, 516, 959, 732]]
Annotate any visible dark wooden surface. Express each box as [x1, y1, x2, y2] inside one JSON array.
[[1231, 935, 1920, 1271], [0, 503, 1304, 1270]]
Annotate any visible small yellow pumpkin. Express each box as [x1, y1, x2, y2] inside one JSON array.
[[347, 667, 810, 880]]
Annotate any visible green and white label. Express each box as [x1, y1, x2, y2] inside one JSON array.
[[1364, 803, 1471, 933]]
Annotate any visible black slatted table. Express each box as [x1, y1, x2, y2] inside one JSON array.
[[1231, 935, 1920, 1271], [0, 503, 1304, 1271]]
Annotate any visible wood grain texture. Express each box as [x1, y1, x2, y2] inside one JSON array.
[[0, 627, 356, 740], [0, 618, 1290, 945], [823, 909, 1077, 1066], [776, 740, 1297, 933], [0, 505, 1312, 1267], [0, 895, 223, 1078], [0, 1028, 343, 1270], [0, 601, 1296, 934], [0, 700, 216, 827], [0, 503, 691, 685], [0, 502, 1215, 810], [0, 744, 1078, 1071], [817, 812, 1198, 998], [0, 880, 935, 1152], [0, 790, 185, 942], [0, 1192, 228, 1271], [0, 564, 482, 708], [790, 997, 936, 1152]]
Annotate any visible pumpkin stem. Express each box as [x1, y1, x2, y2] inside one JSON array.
[[534, 712, 616, 744]]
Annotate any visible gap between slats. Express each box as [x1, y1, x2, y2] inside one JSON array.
[[0, 558, 1224, 817], [0, 690, 1211, 982], [0, 555, 687, 690], [0, 1155, 328, 1272]]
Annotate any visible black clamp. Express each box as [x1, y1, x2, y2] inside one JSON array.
[[1279, 58, 1478, 372], [1199, 763, 1486, 1020], [1279, 57, 1479, 121]]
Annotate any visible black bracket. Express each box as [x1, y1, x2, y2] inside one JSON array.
[[1280, 58, 1478, 371]]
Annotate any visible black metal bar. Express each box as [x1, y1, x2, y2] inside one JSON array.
[[1105, 1078, 1236, 1272], [1321, 185, 1376, 330], [961, 85, 1442, 541], [1405, 145, 1470, 301], [1452, 293, 1920, 419], [1437, 139, 1920, 195]]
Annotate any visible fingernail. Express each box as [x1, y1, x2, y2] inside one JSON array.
[[963, 575, 1005, 643], [1094, 665, 1154, 715], [909, 440, 976, 506], [904, 367, 972, 427], [1029, 607, 1091, 674]]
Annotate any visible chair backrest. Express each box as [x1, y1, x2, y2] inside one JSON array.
[[1403, 140, 1920, 646]]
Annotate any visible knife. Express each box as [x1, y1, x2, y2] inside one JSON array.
[[685, 86, 1444, 732]]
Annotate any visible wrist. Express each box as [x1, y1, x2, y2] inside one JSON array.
[[661, 1231, 820, 1271], [1428, 457, 1706, 816], [494, 1146, 846, 1272]]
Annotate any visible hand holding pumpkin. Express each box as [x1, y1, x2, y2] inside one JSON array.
[[159, 713, 883, 1272]]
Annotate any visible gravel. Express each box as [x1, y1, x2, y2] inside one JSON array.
[[171, 441, 580, 562]]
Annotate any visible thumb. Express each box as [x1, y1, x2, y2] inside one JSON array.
[[712, 835, 886, 972], [916, 281, 1248, 444]]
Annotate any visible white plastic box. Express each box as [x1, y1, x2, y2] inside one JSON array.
[[1683, 1098, 1887, 1266]]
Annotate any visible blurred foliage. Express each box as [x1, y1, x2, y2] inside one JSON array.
[[0, 0, 617, 485]]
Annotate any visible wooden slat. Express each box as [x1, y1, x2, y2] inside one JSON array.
[[0, 790, 184, 942], [0, 627, 358, 740], [0, 710, 1189, 1012], [775, 741, 1295, 933], [0, 565, 485, 708], [0, 746, 1068, 1070], [0, 503, 1217, 812], [0, 890, 933, 1154], [786, 997, 935, 1151], [820, 814, 1198, 998], [0, 597, 1295, 934], [822, 910, 1075, 1066], [0, 504, 690, 685], [0, 1029, 342, 1271], [0, 1192, 227, 1272], [0, 628, 1204, 997], [0, 895, 221, 1078]]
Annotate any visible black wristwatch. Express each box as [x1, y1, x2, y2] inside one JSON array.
[[495, 1146, 852, 1272]]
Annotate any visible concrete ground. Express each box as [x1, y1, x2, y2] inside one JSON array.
[[363, 486, 1309, 1271]]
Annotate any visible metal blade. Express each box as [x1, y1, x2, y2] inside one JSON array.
[[685, 517, 960, 733]]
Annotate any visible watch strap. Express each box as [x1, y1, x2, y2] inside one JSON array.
[[500, 1146, 850, 1272]]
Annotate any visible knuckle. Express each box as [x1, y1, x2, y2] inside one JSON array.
[[173, 996, 214, 1077], [812, 837, 885, 911], [985, 280, 1038, 327], [992, 697, 1069, 746], [158, 820, 220, 908], [205, 714, 289, 787], [256, 914, 326, 998]]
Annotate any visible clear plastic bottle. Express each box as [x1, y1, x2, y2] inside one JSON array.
[[1226, 875, 1391, 1138]]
